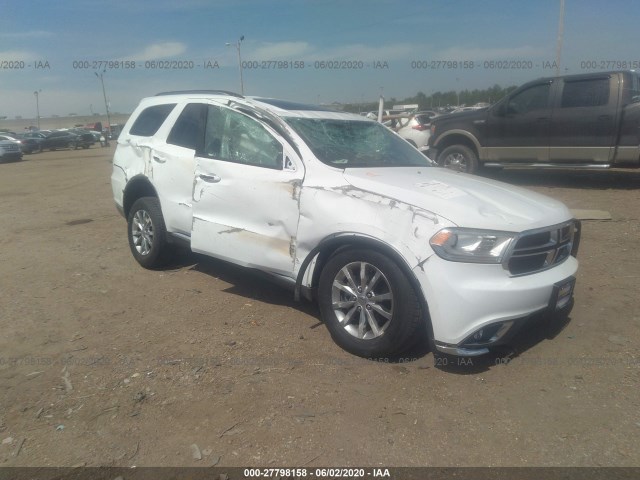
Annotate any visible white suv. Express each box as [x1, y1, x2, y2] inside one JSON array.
[[111, 90, 580, 358]]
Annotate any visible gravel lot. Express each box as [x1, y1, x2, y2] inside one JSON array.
[[0, 146, 638, 467]]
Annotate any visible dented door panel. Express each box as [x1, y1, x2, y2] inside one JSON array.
[[191, 145, 304, 275]]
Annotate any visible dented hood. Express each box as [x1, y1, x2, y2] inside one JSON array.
[[342, 167, 572, 231]]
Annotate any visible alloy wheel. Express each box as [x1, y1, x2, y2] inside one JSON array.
[[330, 261, 394, 339], [131, 209, 154, 256]]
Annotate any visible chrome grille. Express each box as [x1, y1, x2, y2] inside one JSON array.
[[505, 220, 580, 276], [1, 143, 20, 153]]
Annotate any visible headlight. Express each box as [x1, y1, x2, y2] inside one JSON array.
[[429, 228, 515, 263]]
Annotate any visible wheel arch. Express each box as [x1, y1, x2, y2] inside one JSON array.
[[434, 131, 481, 158], [123, 175, 159, 218], [295, 233, 434, 339]]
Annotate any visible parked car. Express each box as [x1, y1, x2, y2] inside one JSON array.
[[449, 106, 484, 114], [415, 110, 440, 119], [89, 130, 106, 145], [428, 70, 640, 173], [69, 128, 96, 149], [39, 130, 80, 151], [0, 134, 23, 148], [395, 113, 434, 153], [112, 91, 580, 358], [0, 136, 23, 162], [14, 133, 42, 153]]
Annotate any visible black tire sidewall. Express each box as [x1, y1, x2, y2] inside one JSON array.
[[318, 248, 422, 358], [126, 197, 169, 269]]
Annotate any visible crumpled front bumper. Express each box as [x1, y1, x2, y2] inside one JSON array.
[[413, 255, 579, 356]]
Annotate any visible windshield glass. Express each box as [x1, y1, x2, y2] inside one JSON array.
[[284, 117, 433, 168]]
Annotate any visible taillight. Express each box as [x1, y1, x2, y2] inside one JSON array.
[[412, 124, 428, 131]]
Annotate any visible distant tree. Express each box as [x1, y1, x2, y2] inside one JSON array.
[[341, 83, 520, 113]]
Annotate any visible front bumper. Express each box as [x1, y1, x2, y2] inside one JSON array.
[[0, 152, 23, 162], [414, 255, 579, 356]]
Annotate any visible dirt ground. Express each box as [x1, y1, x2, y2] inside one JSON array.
[[0, 146, 638, 468]]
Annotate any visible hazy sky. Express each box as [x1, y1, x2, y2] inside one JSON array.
[[1, 0, 639, 118]]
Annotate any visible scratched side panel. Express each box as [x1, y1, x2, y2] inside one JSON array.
[[294, 174, 446, 286], [191, 153, 304, 276]]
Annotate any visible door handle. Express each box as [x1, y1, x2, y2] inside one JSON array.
[[152, 155, 166, 164], [199, 174, 221, 183], [597, 115, 612, 121]]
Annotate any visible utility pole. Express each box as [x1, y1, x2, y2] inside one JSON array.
[[95, 70, 112, 139], [555, 0, 565, 76], [226, 36, 245, 95], [34, 90, 41, 129]]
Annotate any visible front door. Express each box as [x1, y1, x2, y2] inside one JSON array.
[[191, 104, 304, 276], [484, 81, 554, 162]]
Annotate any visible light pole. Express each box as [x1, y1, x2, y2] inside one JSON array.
[[95, 70, 112, 139], [34, 90, 41, 129], [226, 35, 245, 95], [555, 0, 565, 76]]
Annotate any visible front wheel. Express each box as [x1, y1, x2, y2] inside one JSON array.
[[127, 197, 171, 269], [318, 248, 423, 358], [437, 144, 478, 174]]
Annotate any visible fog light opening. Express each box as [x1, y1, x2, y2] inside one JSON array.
[[463, 320, 514, 347]]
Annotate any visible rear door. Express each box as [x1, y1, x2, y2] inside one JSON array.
[[549, 74, 618, 163], [150, 102, 206, 236], [191, 104, 304, 276]]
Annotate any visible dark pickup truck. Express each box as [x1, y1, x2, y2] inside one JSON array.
[[427, 70, 640, 174]]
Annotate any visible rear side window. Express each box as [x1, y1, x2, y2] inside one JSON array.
[[167, 103, 206, 150], [129, 103, 176, 136], [561, 78, 610, 108], [625, 73, 640, 105]]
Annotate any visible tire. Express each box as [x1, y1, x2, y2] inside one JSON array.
[[437, 144, 479, 174], [126, 197, 171, 269], [318, 248, 423, 358]]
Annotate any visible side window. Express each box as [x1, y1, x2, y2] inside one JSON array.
[[129, 103, 176, 136], [167, 103, 206, 150], [203, 106, 283, 169], [561, 78, 610, 108], [507, 83, 551, 114], [624, 73, 640, 105]]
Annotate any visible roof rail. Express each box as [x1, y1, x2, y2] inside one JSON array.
[[155, 90, 244, 98]]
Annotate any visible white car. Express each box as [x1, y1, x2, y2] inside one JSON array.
[[111, 91, 580, 358], [395, 113, 435, 153], [0, 135, 23, 162]]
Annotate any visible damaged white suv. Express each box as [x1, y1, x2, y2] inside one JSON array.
[[111, 90, 580, 358]]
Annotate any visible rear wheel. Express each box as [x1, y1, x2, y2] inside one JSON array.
[[127, 197, 171, 269], [318, 248, 423, 358], [437, 144, 478, 174]]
